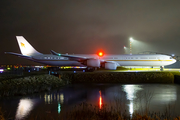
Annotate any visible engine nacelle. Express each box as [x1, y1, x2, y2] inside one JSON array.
[[105, 62, 117, 70], [87, 59, 101, 67]]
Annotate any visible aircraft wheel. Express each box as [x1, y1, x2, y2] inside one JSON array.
[[85, 67, 95, 72], [160, 66, 164, 71]]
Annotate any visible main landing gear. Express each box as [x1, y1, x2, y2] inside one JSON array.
[[85, 67, 97, 72], [160, 66, 164, 71]]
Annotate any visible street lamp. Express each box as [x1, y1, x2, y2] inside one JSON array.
[[124, 46, 127, 54], [129, 37, 134, 55]]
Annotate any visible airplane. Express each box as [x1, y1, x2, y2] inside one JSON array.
[[5, 36, 176, 71]]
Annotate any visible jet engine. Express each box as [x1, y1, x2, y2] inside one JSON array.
[[86, 59, 101, 67], [104, 62, 117, 70]]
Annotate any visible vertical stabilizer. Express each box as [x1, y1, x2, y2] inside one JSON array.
[[16, 36, 42, 56]]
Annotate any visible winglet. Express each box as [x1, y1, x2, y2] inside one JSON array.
[[50, 50, 61, 56]]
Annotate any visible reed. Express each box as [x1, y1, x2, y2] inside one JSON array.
[[61, 102, 180, 120]]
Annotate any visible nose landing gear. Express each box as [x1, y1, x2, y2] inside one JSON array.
[[160, 66, 164, 71]]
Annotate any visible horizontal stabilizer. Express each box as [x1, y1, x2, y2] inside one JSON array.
[[5, 52, 32, 59]]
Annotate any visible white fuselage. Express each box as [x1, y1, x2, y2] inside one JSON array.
[[31, 54, 176, 67], [31, 54, 83, 66], [100, 54, 176, 67]]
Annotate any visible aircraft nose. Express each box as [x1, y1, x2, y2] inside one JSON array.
[[173, 59, 177, 63]]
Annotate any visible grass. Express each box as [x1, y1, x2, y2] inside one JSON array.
[[0, 74, 66, 97], [1, 103, 180, 120], [48, 102, 180, 120]]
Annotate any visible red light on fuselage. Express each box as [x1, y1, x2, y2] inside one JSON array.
[[98, 52, 104, 57]]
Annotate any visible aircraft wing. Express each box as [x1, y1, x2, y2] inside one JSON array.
[[50, 50, 88, 61], [5, 52, 32, 59]]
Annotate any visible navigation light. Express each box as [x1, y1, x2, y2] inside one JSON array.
[[98, 52, 104, 57]]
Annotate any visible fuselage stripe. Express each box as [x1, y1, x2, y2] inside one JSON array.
[[106, 60, 173, 61]]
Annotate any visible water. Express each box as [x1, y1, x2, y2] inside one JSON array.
[[0, 84, 180, 119]]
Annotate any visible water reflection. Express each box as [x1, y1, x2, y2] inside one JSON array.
[[60, 94, 64, 103], [153, 86, 177, 103], [1, 84, 180, 119], [123, 85, 143, 100], [99, 91, 103, 109], [15, 99, 34, 120], [122, 85, 143, 115], [44, 93, 64, 104], [129, 101, 133, 115], [58, 103, 61, 114]]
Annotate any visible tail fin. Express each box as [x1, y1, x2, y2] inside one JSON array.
[[16, 36, 42, 56]]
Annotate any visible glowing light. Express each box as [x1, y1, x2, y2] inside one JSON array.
[[99, 96, 102, 109], [58, 103, 61, 114], [129, 37, 134, 42], [98, 52, 104, 57], [129, 101, 133, 115], [60, 94, 64, 103], [7, 67, 11, 70], [124, 46, 126, 49], [99, 91, 102, 109], [58, 54, 61, 56], [0, 69, 4, 72], [15, 99, 34, 120], [123, 85, 143, 116], [44, 94, 52, 104]]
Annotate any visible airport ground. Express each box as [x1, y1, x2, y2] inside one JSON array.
[[96, 68, 180, 72]]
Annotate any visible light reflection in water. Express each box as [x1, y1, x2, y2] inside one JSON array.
[[60, 94, 64, 104], [99, 91, 102, 109], [122, 85, 142, 115], [15, 99, 34, 120], [123, 85, 142, 100], [129, 101, 133, 115], [58, 103, 61, 114], [44, 93, 64, 104], [153, 86, 177, 103]]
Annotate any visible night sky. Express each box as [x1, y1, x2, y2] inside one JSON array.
[[1, 0, 180, 64]]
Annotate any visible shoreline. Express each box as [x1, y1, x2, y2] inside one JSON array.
[[0, 71, 180, 97]]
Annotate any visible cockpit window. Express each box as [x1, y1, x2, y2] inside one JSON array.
[[170, 57, 173, 59]]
